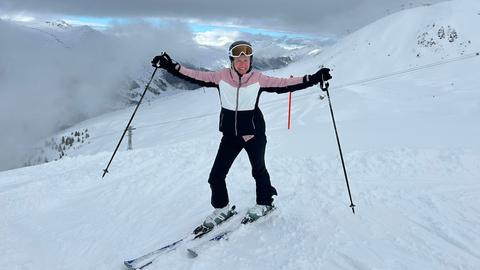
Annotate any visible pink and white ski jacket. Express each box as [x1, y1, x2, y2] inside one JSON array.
[[170, 65, 315, 136]]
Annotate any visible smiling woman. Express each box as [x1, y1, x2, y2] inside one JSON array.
[[150, 40, 332, 226], [232, 55, 250, 75]]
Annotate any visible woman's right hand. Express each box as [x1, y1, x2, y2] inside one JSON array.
[[151, 52, 177, 71]]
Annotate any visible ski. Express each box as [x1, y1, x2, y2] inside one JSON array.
[[124, 237, 185, 269], [124, 206, 237, 269], [186, 230, 232, 258], [186, 206, 276, 258]]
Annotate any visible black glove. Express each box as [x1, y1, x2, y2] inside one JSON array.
[[309, 68, 332, 85], [151, 52, 178, 71]]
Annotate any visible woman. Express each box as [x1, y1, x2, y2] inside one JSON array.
[[151, 40, 331, 228]]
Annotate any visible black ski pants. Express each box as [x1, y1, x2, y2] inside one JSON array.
[[208, 134, 277, 208]]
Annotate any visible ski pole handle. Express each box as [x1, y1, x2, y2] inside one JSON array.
[[152, 52, 168, 68], [320, 74, 329, 91]]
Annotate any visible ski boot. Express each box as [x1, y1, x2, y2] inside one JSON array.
[[193, 205, 237, 238], [241, 204, 275, 224]]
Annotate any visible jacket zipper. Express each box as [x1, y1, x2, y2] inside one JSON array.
[[235, 76, 242, 136]]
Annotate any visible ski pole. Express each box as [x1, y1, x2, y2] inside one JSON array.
[[320, 77, 356, 214], [102, 66, 159, 178]]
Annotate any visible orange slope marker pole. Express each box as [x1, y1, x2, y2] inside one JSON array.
[[288, 91, 292, 129], [287, 75, 293, 130]]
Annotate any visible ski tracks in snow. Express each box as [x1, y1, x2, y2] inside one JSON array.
[[1, 136, 480, 269]]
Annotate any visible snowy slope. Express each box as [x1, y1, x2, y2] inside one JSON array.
[[1, 1, 480, 270]]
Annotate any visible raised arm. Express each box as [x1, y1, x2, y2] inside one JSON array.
[[259, 68, 332, 93], [151, 53, 219, 88]]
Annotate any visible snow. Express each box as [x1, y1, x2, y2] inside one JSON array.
[[1, 0, 480, 269]]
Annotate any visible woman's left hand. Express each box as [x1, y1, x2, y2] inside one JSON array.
[[309, 68, 332, 85]]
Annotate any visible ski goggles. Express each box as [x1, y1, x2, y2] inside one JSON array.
[[229, 44, 253, 57]]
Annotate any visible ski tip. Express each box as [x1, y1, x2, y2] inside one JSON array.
[[186, 249, 198, 258], [124, 260, 151, 270], [101, 168, 109, 179], [350, 204, 356, 214]]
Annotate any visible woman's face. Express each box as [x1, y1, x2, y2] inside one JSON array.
[[233, 55, 251, 75]]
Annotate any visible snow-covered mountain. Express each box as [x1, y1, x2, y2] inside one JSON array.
[[44, 19, 73, 30], [295, 0, 480, 83], [1, 0, 480, 269], [8, 19, 102, 49]]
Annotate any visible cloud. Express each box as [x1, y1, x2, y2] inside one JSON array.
[[194, 29, 241, 47], [0, 19, 202, 171], [0, 0, 447, 36]]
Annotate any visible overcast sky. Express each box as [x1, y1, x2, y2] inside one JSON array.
[[0, 0, 447, 36]]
